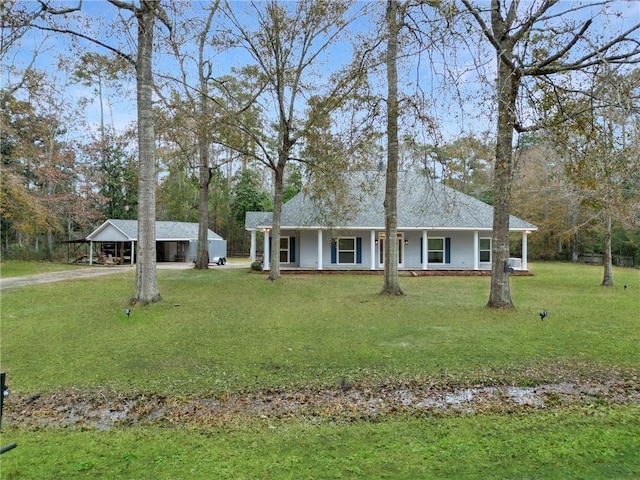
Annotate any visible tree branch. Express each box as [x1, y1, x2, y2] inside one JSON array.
[[526, 22, 640, 76], [30, 24, 135, 65], [105, 0, 135, 13], [461, 0, 521, 74], [509, 0, 559, 45], [528, 18, 592, 71], [37, 0, 83, 15]]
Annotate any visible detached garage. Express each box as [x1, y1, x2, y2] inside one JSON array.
[[86, 219, 227, 265]]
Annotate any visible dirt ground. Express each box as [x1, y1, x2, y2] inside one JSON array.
[[5, 374, 639, 430]]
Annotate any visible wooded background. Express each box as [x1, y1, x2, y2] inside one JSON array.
[[2, 1, 638, 267]]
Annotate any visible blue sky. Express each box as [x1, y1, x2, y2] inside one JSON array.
[[5, 1, 369, 136], [3, 0, 639, 151]]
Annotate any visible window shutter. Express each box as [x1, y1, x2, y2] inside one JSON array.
[[356, 237, 362, 264], [420, 237, 423, 264], [290, 237, 296, 263], [445, 237, 451, 264], [331, 240, 337, 264]]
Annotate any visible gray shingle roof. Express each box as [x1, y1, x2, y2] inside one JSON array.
[[90, 219, 223, 241], [245, 211, 273, 230], [247, 171, 537, 231]]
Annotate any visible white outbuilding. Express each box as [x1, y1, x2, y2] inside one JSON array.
[[85, 219, 226, 265]]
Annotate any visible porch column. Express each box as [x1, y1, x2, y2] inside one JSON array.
[[263, 230, 270, 270], [522, 231, 529, 271], [370, 230, 376, 270], [317, 229, 323, 270], [422, 230, 428, 270], [89, 241, 94, 265], [130, 241, 135, 265], [473, 230, 479, 270], [249, 230, 257, 261]]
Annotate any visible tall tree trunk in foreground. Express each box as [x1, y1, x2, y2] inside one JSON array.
[[194, 70, 211, 270], [132, 0, 160, 305], [269, 161, 286, 281], [25, 0, 163, 304], [487, 37, 518, 308], [195, 150, 211, 269], [382, 0, 404, 296]]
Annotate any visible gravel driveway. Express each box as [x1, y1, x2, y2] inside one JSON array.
[[0, 266, 133, 292], [0, 262, 250, 292]]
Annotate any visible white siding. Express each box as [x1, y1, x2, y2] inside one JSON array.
[[297, 229, 495, 270]]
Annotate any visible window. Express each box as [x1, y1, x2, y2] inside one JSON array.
[[428, 238, 444, 263], [279, 236, 290, 263], [480, 238, 491, 262], [338, 237, 356, 264]]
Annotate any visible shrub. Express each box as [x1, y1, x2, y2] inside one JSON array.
[[250, 261, 263, 271]]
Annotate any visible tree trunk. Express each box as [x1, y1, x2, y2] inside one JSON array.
[[487, 40, 517, 309], [381, 0, 403, 296], [132, 0, 160, 305], [269, 162, 285, 281], [195, 79, 211, 270], [195, 163, 211, 269], [601, 210, 613, 286], [571, 205, 579, 262]]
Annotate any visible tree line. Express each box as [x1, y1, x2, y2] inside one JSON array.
[[1, 1, 638, 306]]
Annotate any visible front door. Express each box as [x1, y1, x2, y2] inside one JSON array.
[[378, 233, 404, 267]]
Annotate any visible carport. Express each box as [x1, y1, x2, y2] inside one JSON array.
[[85, 219, 227, 265]]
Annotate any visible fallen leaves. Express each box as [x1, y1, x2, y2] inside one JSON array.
[[5, 371, 639, 431]]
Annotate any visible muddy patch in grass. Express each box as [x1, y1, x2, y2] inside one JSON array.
[[6, 376, 640, 430]]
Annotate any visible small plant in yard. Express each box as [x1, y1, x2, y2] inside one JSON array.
[[250, 260, 263, 272]]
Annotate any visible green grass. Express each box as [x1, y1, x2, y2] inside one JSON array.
[[2, 406, 639, 479], [1, 263, 638, 395], [0, 260, 84, 278], [1, 262, 639, 478]]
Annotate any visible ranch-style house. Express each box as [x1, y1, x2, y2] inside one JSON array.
[[246, 170, 537, 272]]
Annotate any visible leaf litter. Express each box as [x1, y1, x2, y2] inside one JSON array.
[[5, 374, 639, 430]]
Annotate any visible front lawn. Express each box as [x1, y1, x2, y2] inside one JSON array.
[[1, 262, 638, 478], [2, 263, 638, 394]]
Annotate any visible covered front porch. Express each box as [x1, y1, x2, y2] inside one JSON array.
[[249, 228, 531, 272]]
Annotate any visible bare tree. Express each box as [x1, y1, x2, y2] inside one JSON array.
[[460, 0, 640, 307], [554, 67, 640, 286], [28, 0, 171, 304], [221, 0, 369, 280], [193, 5, 217, 270], [157, 2, 222, 270]]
